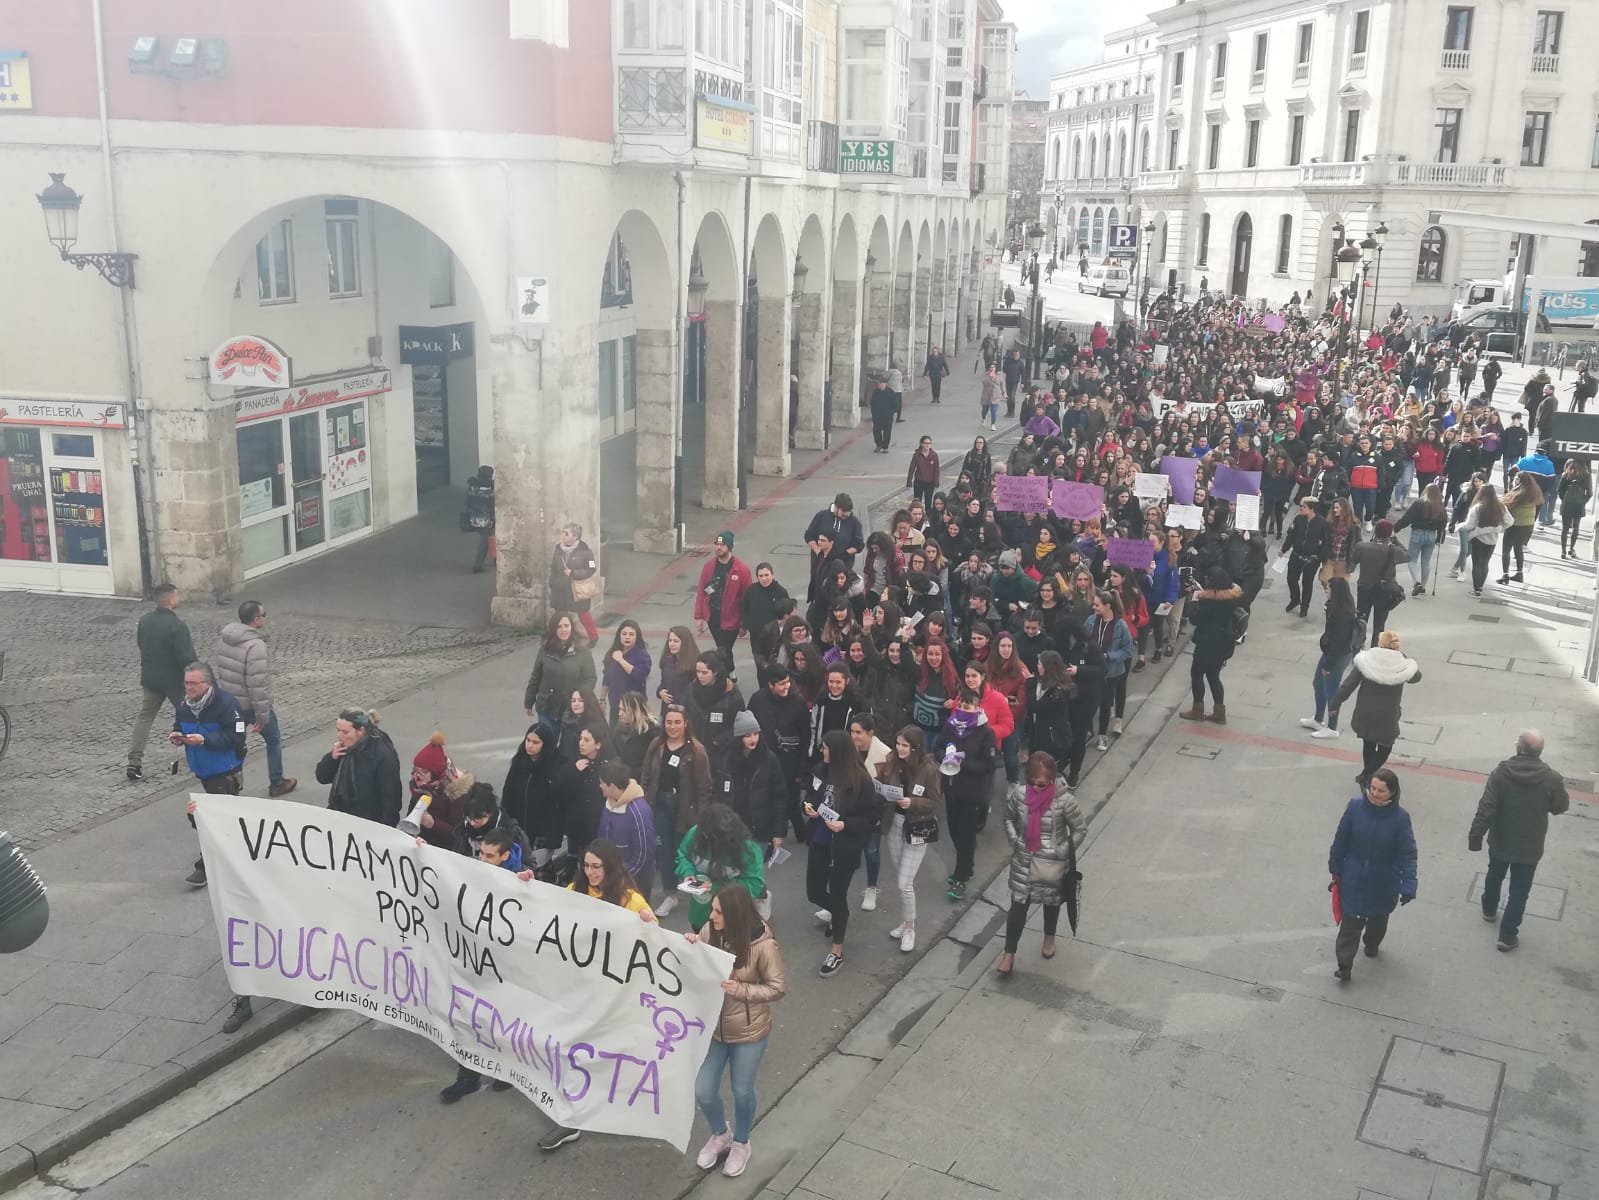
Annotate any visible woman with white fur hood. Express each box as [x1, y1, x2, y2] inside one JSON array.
[[1328, 630, 1423, 789]]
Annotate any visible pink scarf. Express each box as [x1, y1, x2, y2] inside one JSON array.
[[1024, 783, 1055, 852]]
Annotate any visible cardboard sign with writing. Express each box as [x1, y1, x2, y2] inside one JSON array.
[[1166, 503, 1205, 530], [1106, 537, 1154, 570], [1051, 481, 1104, 522], [1232, 494, 1262, 531], [1133, 472, 1170, 500], [993, 473, 1051, 513], [194, 795, 732, 1149]]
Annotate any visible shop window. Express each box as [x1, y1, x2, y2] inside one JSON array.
[[0, 428, 52, 563], [51, 464, 107, 566], [237, 421, 287, 519], [599, 340, 619, 420], [328, 490, 371, 540], [52, 434, 97, 458], [623, 336, 638, 412], [326, 401, 368, 457]]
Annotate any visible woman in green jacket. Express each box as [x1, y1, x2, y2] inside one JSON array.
[[676, 803, 766, 930]]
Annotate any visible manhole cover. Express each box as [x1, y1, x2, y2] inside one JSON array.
[[1252, 985, 1283, 1002]]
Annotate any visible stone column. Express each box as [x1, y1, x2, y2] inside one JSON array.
[[928, 260, 947, 361], [965, 254, 983, 342], [944, 255, 961, 355], [632, 326, 678, 554], [751, 294, 792, 477], [831, 276, 863, 429], [892, 271, 913, 377], [911, 264, 933, 383], [793, 290, 828, 450], [702, 299, 741, 510], [862, 273, 891, 379], [489, 332, 551, 627], [150, 404, 242, 600]]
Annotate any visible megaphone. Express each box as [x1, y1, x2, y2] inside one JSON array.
[[398, 794, 433, 838], [0, 832, 49, 954], [939, 745, 964, 776]]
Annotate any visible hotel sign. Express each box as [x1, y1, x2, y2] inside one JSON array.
[[695, 96, 752, 154]]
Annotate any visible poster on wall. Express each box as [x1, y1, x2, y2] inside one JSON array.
[[516, 277, 550, 325], [210, 336, 292, 387], [240, 478, 275, 519], [325, 447, 369, 495]]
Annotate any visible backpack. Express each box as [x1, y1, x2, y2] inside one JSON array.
[[1349, 615, 1368, 656]]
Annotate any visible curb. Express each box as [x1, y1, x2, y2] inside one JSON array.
[[0, 998, 313, 1192]]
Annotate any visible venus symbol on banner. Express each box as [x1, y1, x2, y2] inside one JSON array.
[[193, 795, 733, 1149]]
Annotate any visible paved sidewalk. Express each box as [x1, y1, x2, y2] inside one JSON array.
[[702, 517, 1599, 1200]]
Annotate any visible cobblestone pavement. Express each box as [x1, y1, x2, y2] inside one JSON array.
[[0, 592, 525, 848]]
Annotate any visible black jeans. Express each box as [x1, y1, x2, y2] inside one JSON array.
[[1003, 899, 1061, 954], [710, 624, 739, 674], [1335, 914, 1389, 970], [806, 839, 862, 943], [873, 422, 893, 450], [929, 377, 943, 403], [945, 791, 988, 882], [1356, 589, 1393, 647], [1097, 674, 1127, 733], [1469, 540, 1495, 590], [1266, 500, 1288, 537], [913, 480, 936, 508], [1562, 512, 1584, 555], [1066, 695, 1096, 778], [1360, 740, 1391, 779], [1481, 856, 1537, 941], [1287, 558, 1319, 615], [1190, 651, 1226, 705], [1501, 524, 1533, 574]]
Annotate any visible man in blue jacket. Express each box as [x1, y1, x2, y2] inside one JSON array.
[[1513, 446, 1558, 528]]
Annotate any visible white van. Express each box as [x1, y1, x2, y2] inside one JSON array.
[[1079, 263, 1131, 298]]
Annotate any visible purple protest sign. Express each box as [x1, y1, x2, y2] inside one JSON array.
[[1106, 537, 1154, 570], [1051, 481, 1104, 522], [993, 473, 1051, 513], [1211, 466, 1262, 501], [1159, 456, 1198, 504]]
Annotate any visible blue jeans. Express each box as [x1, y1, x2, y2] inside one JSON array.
[[1451, 528, 1471, 572], [1406, 529, 1437, 586], [1313, 653, 1352, 726], [1538, 489, 1558, 526], [696, 1037, 768, 1143], [1352, 489, 1377, 522], [1001, 730, 1021, 784], [863, 831, 881, 888], [1482, 856, 1537, 942], [655, 793, 681, 895], [243, 709, 285, 787]]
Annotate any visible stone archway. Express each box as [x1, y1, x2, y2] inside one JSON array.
[[792, 215, 830, 450]]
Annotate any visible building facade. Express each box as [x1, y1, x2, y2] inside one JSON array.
[[1041, 0, 1599, 312], [0, 0, 1011, 618], [1005, 94, 1048, 240]]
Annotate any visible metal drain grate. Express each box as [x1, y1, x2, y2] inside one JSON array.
[[1467, 613, 1500, 623]]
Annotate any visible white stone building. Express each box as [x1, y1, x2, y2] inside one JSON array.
[[0, 0, 1012, 618], [1039, 0, 1598, 312]]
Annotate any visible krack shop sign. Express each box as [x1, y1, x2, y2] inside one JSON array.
[[398, 323, 474, 365]]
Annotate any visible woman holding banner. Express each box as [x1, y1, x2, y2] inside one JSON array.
[[687, 884, 786, 1178]]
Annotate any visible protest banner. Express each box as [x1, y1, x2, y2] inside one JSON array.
[[1166, 503, 1205, 530], [1106, 537, 1154, 570], [1159, 456, 1199, 503], [993, 473, 1050, 513], [1211, 466, 1261, 501], [1133, 472, 1169, 500], [1051, 481, 1104, 522], [1232, 493, 1261, 531], [194, 794, 733, 1149]]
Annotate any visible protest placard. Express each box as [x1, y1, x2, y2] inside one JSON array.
[[1133, 472, 1169, 500], [993, 473, 1050, 513], [1166, 503, 1205, 529], [1050, 481, 1104, 522], [1106, 537, 1154, 570], [1232, 493, 1261, 531], [1159, 456, 1199, 503], [194, 794, 733, 1149], [1212, 466, 1261, 501]]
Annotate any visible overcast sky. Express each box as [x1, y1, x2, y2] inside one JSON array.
[[1006, 0, 1160, 98]]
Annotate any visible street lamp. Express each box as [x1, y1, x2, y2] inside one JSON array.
[[1357, 233, 1379, 339], [36, 174, 137, 288], [1025, 221, 1046, 381], [1369, 221, 1389, 328], [1334, 242, 1362, 390], [1140, 220, 1157, 318]]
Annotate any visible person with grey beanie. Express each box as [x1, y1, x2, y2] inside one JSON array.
[[726, 710, 785, 856]]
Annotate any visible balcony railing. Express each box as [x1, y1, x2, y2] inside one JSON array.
[[1292, 61, 1310, 82], [1530, 51, 1559, 74], [1389, 159, 1511, 188], [1348, 51, 1366, 72], [1440, 48, 1471, 70], [1210, 77, 1225, 97], [1136, 169, 1183, 190], [1298, 160, 1370, 186], [805, 120, 839, 171], [617, 66, 688, 132]]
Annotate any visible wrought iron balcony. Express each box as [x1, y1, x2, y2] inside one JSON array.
[[806, 120, 839, 172]]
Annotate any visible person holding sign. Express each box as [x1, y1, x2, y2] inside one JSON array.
[[873, 727, 942, 953], [687, 883, 786, 1179], [804, 730, 879, 977]]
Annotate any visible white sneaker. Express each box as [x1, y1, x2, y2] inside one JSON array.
[[990, 422, 997, 431], [899, 927, 916, 953], [656, 894, 678, 918], [1096, 734, 1109, 751], [1111, 718, 1123, 736], [861, 887, 878, 912], [1299, 717, 1323, 730], [814, 907, 832, 923], [1310, 727, 1340, 740], [889, 922, 906, 940]]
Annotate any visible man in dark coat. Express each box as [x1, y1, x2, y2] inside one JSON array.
[[1002, 349, 1025, 417], [127, 582, 197, 781], [804, 493, 864, 572], [1469, 730, 1570, 951]]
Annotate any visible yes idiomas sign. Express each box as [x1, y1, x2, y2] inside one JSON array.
[[841, 140, 896, 174]]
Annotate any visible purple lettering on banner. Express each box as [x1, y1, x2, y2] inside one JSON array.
[[1211, 466, 1262, 501], [1106, 538, 1154, 570], [1160, 456, 1198, 504], [993, 473, 1050, 513], [1051, 481, 1104, 522]]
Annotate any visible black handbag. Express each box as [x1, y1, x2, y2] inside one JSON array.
[[904, 814, 940, 844]]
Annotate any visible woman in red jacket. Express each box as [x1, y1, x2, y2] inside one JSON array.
[[986, 633, 1031, 795], [1108, 563, 1152, 672], [1411, 428, 1444, 490]]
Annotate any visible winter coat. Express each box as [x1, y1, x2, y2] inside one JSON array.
[[875, 753, 941, 830], [450, 810, 531, 863], [869, 386, 898, 427], [1350, 539, 1408, 597], [1331, 647, 1421, 745], [710, 925, 786, 1044], [1084, 613, 1134, 679], [1320, 607, 1360, 658], [725, 736, 784, 843], [548, 540, 598, 613], [937, 717, 998, 806], [214, 622, 273, 720], [316, 726, 403, 827], [595, 782, 656, 883], [501, 739, 570, 848], [602, 645, 652, 720], [1329, 796, 1417, 918], [1023, 679, 1073, 763], [1468, 752, 1570, 864], [136, 606, 197, 696], [417, 770, 475, 851], [611, 719, 659, 778], [676, 832, 767, 930], [688, 678, 746, 778], [524, 642, 598, 718], [656, 654, 695, 712], [1187, 594, 1238, 663], [1004, 784, 1086, 905], [173, 687, 247, 781], [1150, 554, 1182, 604], [1559, 474, 1593, 516], [740, 580, 792, 645], [978, 684, 1016, 743], [639, 735, 714, 833], [1282, 512, 1331, 563], [695, 554, 752, 632], [1411, 442, 1443, 475]]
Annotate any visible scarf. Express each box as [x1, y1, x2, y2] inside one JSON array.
[[946, 708, 984, 739], [184, 686, 213, 718], [1024, 782, 1055, 852]]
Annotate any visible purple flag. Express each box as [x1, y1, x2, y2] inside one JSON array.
[[1212, 466, 1262, 501], [1051, 481, 1104, 522], [1106, 537, 1154, 570], [993, 474, 1051, 513], [1160, 456, 1198, 504]]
